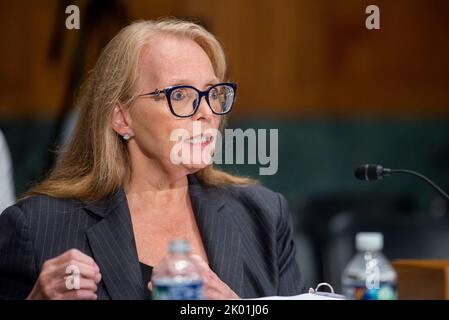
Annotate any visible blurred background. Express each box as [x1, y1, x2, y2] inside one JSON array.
[[1, 0, 449, 291]]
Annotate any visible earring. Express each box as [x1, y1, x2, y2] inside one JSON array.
[[122, 133, 130, 140]]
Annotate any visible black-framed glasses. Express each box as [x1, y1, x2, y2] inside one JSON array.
[[137, 82, 237, 118]]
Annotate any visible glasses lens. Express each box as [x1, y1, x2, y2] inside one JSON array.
[[208, 85, 235, 114], [169, 87, 198, 117]]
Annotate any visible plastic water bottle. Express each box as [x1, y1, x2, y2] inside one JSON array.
[[341, 232, 397, 300], [152, 239, 203, 300]]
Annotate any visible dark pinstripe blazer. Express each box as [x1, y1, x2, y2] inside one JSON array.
[[0, 174, 305, 300]]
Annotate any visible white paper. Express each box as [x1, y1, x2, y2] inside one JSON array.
[[248, 293, 345, 300]]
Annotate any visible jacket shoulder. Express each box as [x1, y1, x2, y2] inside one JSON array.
[[12, 194, 85, 218]]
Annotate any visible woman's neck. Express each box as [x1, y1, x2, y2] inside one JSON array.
[[125, 158, 192, 215]]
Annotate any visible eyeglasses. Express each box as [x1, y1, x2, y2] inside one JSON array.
[[137, 82, 237, 118]]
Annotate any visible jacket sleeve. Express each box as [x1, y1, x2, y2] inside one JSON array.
[[0, 205, 38, 299], [276, 193, 306, 295]]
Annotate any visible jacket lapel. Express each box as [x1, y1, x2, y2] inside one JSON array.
[[84, 191, 145, 300], [188, 175, 245, 296]]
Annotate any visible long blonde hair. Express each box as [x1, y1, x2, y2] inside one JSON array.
[[28, 18, 255, 202]]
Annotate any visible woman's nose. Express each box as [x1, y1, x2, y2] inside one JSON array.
[[193, 96, 213, 120]]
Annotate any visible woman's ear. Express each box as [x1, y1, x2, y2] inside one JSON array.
[[112, 105, 134, 139]]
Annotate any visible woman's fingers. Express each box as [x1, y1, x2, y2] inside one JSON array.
[[190, 255, 239, 300], [190, 255, 214, 279], [54, 277, 98, 293], [57, 289, 98, 300], [57, 249, 100, 270], [58, 261, 102, 283], [27, 249, 101, 300], [76, 278, 98, 291]]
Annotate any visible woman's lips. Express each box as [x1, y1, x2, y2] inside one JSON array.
[[185, 134, 214, 147]]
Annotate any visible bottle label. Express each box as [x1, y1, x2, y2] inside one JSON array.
[[152, 279, 203, 300], [342, 281, 397, 300]]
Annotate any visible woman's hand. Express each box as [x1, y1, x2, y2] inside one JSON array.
[[148, 255, 239, 300], [190, 255, 239, 300], [27, 249, 101, 300]]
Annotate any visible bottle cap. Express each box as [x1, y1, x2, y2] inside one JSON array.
[[169, 239, 190, 254], [356, 232, 383, 251]]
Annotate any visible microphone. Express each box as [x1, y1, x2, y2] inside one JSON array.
[[354, 164, 449, 202]]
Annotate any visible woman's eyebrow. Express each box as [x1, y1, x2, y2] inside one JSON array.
[[164, 79, 188, 86], [205, 80, 219, 87], [162, 79, 219, 89]]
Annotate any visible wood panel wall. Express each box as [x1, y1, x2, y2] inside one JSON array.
[[1, 0, 448, 119]]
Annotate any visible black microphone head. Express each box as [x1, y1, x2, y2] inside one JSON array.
[[355, 164, 384, 181]]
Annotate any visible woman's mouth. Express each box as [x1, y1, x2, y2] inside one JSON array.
[[186, 134, 214, 147]]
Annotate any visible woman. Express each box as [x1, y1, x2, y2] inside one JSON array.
[[0, 19, 305, 300]]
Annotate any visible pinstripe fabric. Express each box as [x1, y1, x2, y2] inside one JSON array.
[[0, 174, 305, 299]]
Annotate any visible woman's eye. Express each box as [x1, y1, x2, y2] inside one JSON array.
[[210, 89, 219, 100], [172, 90, 185, 101]]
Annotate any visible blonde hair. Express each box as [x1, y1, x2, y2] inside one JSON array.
[[28, 18, 255, 202]]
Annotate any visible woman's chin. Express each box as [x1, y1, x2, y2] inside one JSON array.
[[174, 150, 214, 171], [182, 161, 211, 172]]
